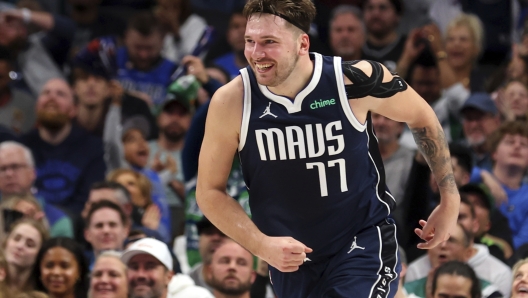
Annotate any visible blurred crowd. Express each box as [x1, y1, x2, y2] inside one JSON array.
[[0, 0, 527, 297]]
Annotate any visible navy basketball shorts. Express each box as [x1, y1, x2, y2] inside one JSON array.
[[269, 218, 401, 298]]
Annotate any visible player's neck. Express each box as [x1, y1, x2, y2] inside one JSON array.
[[267, 56, 314, 100]]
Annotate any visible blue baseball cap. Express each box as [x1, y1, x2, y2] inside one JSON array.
[[460, 92, 498, 115]]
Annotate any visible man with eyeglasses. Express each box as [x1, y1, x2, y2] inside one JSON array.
[[0, 141, 74, 237]]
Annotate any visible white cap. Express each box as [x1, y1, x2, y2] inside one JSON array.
[[121, 238, 173, 271]]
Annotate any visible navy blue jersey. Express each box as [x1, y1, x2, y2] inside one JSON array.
[[238, 53, 396, 261]]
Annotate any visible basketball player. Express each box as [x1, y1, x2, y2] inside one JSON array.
[[196, 0, 460, 297]]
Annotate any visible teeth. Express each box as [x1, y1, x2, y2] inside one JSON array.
[[256, 63, 272, 69], [520, 286, 528, 293]]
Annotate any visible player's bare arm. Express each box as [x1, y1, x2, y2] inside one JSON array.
[[196, 77, 311, 272], [345, 60, 460, 249]]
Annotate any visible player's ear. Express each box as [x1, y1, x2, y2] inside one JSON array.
[[298, 33, 310, 55]]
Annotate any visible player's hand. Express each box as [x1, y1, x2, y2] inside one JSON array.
[[257, 236, 312, 272], [415, 199, 459, 249]]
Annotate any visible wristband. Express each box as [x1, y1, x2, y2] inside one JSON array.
[[21, 8, 32, 25]]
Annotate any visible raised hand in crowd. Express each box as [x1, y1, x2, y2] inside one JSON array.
[[181, 55, 210, 84], [141, 203, 161, 231], [480, 170, 508, 207]]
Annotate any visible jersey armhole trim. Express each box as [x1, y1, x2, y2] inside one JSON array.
[[239, 68, 252, 151], [333, 57, 367, 132]]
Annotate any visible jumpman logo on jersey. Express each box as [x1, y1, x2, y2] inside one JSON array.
[[259, 102, 278, 118], [347, 236, 365, 253]]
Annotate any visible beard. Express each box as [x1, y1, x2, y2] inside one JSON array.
[[36, 109, 70, 132], [162, 123, 185, 142], [209, 275, 252, 296]]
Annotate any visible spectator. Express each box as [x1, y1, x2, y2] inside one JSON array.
[[107, 169, 163, 234], [83, 200, 130, 269], [0, 5, 74, 95], [155, 0, 208, 63], [0, 141, 74, 238], [460, 92, 501, 172], [362, 0, 405, 71], [405, 223, 511, 297], [496, 80, 528, 122], [3, 218, 49, 293], [89, 251, 128, 298], [511, 258, 528, 298], [205, 240, 256, 298], [149, 76, 199, 238], [443, 14, 486, 91], [472, 121, 528, 249], [328, 5, 365, 62], [0, 46, 35, 134], [67, 0, 127, 58], [34, 237, 89, 298], [121, 237, 211, 298], [189, 217, 227, 292], [212, 8, 247, 79], [459, 184, 514, 261], [20, 78, 106, 214], [117, 11, 177, 107], [431, 261, 484, 298]]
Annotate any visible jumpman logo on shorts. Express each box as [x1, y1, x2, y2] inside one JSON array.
[[260, 102, 278, 118], [347, 236, 365, 253]]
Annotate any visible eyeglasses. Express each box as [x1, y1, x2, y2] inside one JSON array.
[[0, 163, 28, 175]]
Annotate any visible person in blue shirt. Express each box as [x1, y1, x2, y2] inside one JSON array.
[[470, 121, 528, 249], [213, 8, 248, 80]]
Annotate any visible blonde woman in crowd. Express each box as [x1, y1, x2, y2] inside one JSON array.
[[2, 218, 49, 294], [89, 251, 128, 298], [511, 258, 528, 298]]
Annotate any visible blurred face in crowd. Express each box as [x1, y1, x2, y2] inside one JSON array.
[[433, 274, 473, 298], [427, 224, 471, 268], [463, 192, 491, 238], [123, 129, 150, 168], [512, 262, 528, 298], [410, 65, 441, 105], [124, 29, 163, 71], [503, 81, 528, 118], [445, 25, 478, 70], [0, 16, 27, 49], [458, 202, 478, 236], [227, 13, 247, 53], [90, 256, 128, 298], [85, 208, 129, 253], [199, 225, 227, 263], [156, 0, 183, 32], [158, 101, 191, 143], [364, 0, 399, 39], [40, 247, 80, 297], [371, 113, 403, 145], [73, 70, 111, 107], [461, 108, 500, 148], [450, 156, 470, 187], [127, 254, 172, 298], [4, 223, 42, 269], [36, 79, 76, 132], [207, 241, 255, 296], [114, 172, 149, 208], [0, 146, 35, 196], [329, 12, 365, 60], [492, 133, 528, 170]]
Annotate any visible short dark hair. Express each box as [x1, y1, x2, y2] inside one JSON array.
[[460, 194, 476, 218], [366, 0, 403, 15], [449, 143, 473, 175], [487, 121, 528, 155], [407, 49, 438, 84], [35, 237, 89, 298], [91, 180, 131, 203], [85, 200, 128, 227], [243, 0, 316, 34], [432, 261, 482, 298], [127, 11, 164, 36]]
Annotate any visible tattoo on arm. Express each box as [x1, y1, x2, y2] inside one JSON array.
[[411, 126, 458, 194]]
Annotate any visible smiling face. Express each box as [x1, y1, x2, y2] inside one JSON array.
[[4, 223, 43, 269], [127, 254, 172, 298], [123, 129, 150, 168], [90, 256, 128, 298], [445, 25, 478, 70], [84, 208, 129, 253], [40, 247, 80, 297], [244, 13, 303, 87]]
